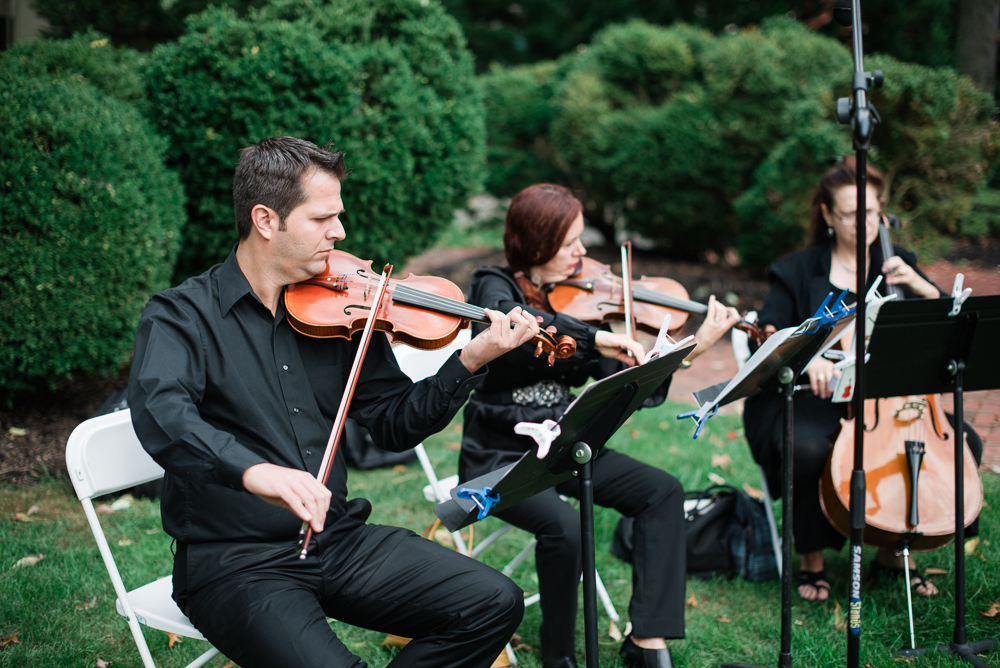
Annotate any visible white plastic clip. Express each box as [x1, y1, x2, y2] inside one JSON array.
[[514, 419, 561, 459], [644, 314, 694, 364], [949, 273, 972, 317]]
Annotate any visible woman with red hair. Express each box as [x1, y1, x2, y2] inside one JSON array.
[[460, 184, 739, 668]]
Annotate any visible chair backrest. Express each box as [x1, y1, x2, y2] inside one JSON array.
[[392, 329, 472, 382], [66, 409, 164, 501]]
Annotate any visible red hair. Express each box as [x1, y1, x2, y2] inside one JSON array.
[[504, 184, 583, 273]]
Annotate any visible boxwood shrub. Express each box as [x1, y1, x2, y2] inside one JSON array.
[[143, 0, 486, 280], [0, 60, 185, 397], [483, 17, 998, 268]]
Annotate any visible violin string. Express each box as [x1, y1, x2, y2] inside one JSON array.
[[390, 284, 486, 321]]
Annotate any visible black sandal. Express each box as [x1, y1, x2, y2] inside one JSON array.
[[797, 569, 831, 600], [869, 560, 938, 597]]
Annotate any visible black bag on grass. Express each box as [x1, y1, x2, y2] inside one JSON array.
[[610, 485, 777, 582]]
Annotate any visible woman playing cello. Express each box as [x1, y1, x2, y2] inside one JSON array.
[[742, 157, 983, 601], [459, 183, 740, 668]]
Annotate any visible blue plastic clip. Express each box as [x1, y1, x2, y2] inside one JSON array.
[[677, 404, 718, 439], [457, 486, 501, 520]]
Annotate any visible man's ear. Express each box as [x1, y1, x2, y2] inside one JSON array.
[[250, 204, 279, 241]]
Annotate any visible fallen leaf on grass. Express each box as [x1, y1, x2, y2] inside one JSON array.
[[392, 465, 407, 473], [668, 446, 681, 455], [445, 442, 461, 451], [1, 633, 19, 646], [166, 632, 182, 648], [222, 662, 239, 668], [708, 473, 726, 485], [742, 484, 764, 500], [965, 536, 981, 556], [659, 421, 670, 431], [7, 427, 26, 437], [381, 634, 411, 648], [980, 602, 1000, 618], [27, 505, 40, 516], [391, 473, 418, 484], [711, 454, 733, 468], [95, 505, 115, 515], [794, 620, 803, 626], [717, 616, 731, 623], [709, 434, 722, 447], [630, 429, 640, 439], [145, 529, 160, 535], [686, 593, 698, 607], [924, 568, 949, 576], [833, 600, 847, 632], [96, 659, 111, 667], [509, 633, 532, 652], [75, 596, 97, 610], [727, 430, 739, 440], [14, 513, 34, 523], [110, 497, 132, 511], [13, 554, 44, 568]]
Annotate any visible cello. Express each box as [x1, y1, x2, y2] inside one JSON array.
[[819, 217, 983, 552]]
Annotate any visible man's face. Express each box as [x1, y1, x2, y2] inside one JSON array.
[[274, 169, 345, 281]]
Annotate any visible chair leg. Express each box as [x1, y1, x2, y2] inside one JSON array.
[[186, 646, 222, 668], [759, 466, 782, 577]]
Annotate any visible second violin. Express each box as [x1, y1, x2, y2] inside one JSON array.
[[545, 256, 761, 341]]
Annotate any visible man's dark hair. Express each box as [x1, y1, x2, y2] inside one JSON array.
[[233, 137, 346, 240]]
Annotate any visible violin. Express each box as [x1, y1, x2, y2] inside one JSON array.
[[544, 256, 762, 342], [819, 217, 983, 551], [284, 250, 577, 363]]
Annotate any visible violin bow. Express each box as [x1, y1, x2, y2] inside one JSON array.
[[297, 263, 394, 559], [620, 241, 637, 345]]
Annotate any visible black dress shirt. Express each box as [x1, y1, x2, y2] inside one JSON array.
[[129, 249, 485, 546]]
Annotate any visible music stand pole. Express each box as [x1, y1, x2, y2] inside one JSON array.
[[834, 0, 884, 663], [777, 367, 795, 668], [574, 444, 600, 668]]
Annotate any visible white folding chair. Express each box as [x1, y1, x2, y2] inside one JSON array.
[[731, 313, 783, 576], [392, 331, 622, 630], [66, 409, 220, 668]]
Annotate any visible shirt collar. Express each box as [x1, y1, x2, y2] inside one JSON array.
[[218, 245, 257, 317]]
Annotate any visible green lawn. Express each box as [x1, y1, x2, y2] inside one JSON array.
[[1, 401, 998, 667]]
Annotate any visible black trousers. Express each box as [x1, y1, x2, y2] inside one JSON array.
[[174, 511, 524, 668], [495, 448, 686, 661]]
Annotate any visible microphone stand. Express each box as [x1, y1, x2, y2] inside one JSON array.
[[833, 1, 883, 667]]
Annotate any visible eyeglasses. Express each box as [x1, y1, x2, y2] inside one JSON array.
[[832, 208, 882, 225]]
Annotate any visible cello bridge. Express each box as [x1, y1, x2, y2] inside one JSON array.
[[893, 399, 926, 424]]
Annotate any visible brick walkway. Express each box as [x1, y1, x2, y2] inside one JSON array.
[[671, 262, 1000, 471]]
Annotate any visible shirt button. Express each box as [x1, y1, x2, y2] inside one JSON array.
[[306, 450, 312, 456], [283, 365, 289, 371], [455, 378, 461, 385], [293, 407, 300, 413]]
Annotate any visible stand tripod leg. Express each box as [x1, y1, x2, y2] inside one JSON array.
[[901, 545, 915, 650]]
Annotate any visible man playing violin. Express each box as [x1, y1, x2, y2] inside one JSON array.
[[129, 136, 541, 668]]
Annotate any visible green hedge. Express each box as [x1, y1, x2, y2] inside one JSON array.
[[3, 31, 147, 104], [143, 0, 486, 280], [0, 56, 185, 397], [482, 18, 998, 268], [442, 0, 957, 73]]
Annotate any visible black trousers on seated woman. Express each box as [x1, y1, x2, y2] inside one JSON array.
[[479, 447, 686, 661], [744, 389, 983, 554]]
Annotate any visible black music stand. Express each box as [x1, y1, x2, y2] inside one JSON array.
[[434, 344, 694, 668], [861, 295, 1000, 667], [683, 310, 854, 668]]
